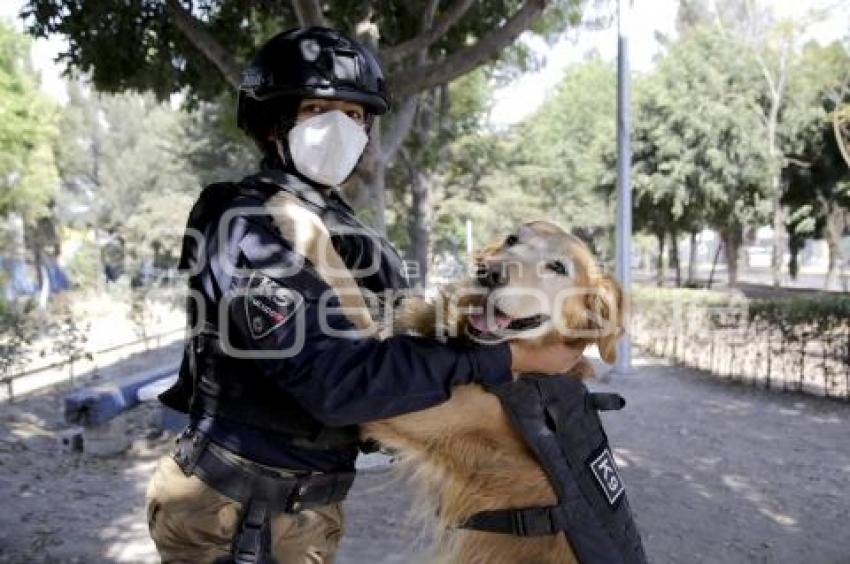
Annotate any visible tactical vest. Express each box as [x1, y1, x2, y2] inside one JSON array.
[[461, 375, 648, 564], [159, 172, 408, 450]]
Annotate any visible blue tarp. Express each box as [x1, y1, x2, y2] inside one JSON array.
[[1, 257, 36, 301], [1, 256, 72, 301]]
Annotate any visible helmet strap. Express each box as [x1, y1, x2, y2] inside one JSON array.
[[267, 106, 375, 188], [269, 121, 334, 190]]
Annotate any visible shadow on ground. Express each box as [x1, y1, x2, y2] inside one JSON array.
[[0, 342, 183, 563], [593, 355, 850, 564], [1, 349, 848, 563]]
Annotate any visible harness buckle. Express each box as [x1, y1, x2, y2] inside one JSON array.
[[511, 511, 527, 536], [515, 507, 557, 536], [173, 428, 209, 475]]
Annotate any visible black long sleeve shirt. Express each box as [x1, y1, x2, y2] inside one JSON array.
[[187, 171, 512, 471]]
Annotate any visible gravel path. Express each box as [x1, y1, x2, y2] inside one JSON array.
[[1, 347, 848, 564]]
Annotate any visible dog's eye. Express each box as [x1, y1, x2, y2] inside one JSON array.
[[546, 260, 569, 276], [504, 234, 519, 247]]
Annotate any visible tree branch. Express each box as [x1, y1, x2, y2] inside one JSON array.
[[387, 0, 548, 99], [834, 111, 850, 169], [165, 0, 241, 88], [291, 0, 327, 26], [423, 0, 442, 31], [380, 0, 476, 65]]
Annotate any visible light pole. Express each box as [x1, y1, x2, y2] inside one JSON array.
[[614, 0, 634, 375]]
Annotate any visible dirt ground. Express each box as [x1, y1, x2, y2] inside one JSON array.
[[1, 344, 848, 564]]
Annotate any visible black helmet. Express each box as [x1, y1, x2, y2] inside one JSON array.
[[237, 26, 389, 140]]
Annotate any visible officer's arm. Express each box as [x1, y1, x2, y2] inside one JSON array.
[[217, 214, 513, 427]]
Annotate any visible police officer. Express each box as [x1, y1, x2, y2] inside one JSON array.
[[145, 26, 583, 564]]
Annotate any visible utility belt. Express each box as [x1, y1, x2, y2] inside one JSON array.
[[172, 427, 355, 563]]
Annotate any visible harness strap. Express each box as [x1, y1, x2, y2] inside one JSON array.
[[231, 499, 272, 564], [588, 392, 626, 411], [459, 504, 570, 536]]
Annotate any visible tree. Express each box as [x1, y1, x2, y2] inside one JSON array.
[[615, 25, 772, 286], [0, 21, 59, 236], [23, 0, 589, 234], [56, 83, 203, 276], [0, 22, 60, 306], [712, 0, 840, 286], [782, 41, 850, 287], [385, 68, 492, 284], [515, 58, 616, 247]]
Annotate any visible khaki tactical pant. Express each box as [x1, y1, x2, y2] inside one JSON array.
[[146, 455, 344, 564]]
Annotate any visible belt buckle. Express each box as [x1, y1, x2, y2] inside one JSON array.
[[173, 428, 207, 474], [511, 511, 527, 536], [285, 476, 311, 513]]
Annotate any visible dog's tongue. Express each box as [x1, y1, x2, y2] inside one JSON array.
[[469, 311, 513, 334]]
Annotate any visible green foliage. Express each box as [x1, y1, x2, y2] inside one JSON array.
[[634, 286, 850, 336], [57, 83, 205, 267], [632, 286, 850, 397], [621, 26, 772, 240], [0, 301, 37, 383], [781, 41, 850, 246], [23, 0, 586, 104], [66, 238, 101, 289], [632, 285, 745, 307], [426, 59, 617, 259], [0, 21, 59, 226], [182, 94, 259, 186], [516, 59, 616, 236], [47, 306, 92, 379], [748, 295, 850, 337]]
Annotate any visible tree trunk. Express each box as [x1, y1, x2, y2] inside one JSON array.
[[770, 196, 785, 287], [655, 231, 666, 287], [788, 235, 802, 281], [345, 98, 420, 234], [824, 205, 844, 290], [406, 166, 431, 286], [291, 0, 327, 26], [708, 238, 723, 289], [722, 227, 741, 287], [670, 230, 682, 287], [346, 155, 388, 234], [687, 231, 698, 284]]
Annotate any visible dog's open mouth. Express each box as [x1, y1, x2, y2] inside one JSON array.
[[466, 307, 549, 342]]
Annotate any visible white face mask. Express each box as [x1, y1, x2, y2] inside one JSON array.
[[287, 110, 369, 186]]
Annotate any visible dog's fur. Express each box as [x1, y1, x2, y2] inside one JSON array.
[[362, 221, 624, 564], [265, 198, 623, 564]]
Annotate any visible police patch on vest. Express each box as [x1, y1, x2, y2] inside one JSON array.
[[589, 446, 626, 506], [244, 272, 304, 340]]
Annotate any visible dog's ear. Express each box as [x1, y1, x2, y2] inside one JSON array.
[[472, 239, 506, 264], [585, 274, 624, 364]]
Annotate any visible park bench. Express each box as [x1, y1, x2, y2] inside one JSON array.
[[61, 363, 394, 469], [63, 364, 187, 455]]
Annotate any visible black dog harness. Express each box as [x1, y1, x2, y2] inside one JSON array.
[[461, 375, 648, 564]]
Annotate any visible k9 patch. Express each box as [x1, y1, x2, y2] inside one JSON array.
[[243, 272, 304, 340], [589, 447, 626, 506]]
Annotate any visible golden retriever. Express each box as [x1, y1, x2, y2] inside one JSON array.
[[360, 220, 624, 564]]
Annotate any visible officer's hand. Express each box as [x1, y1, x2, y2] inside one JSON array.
[[509, 341, 585, 376]]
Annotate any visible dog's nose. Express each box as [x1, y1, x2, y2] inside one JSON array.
[[476, 263, 507, 288]]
